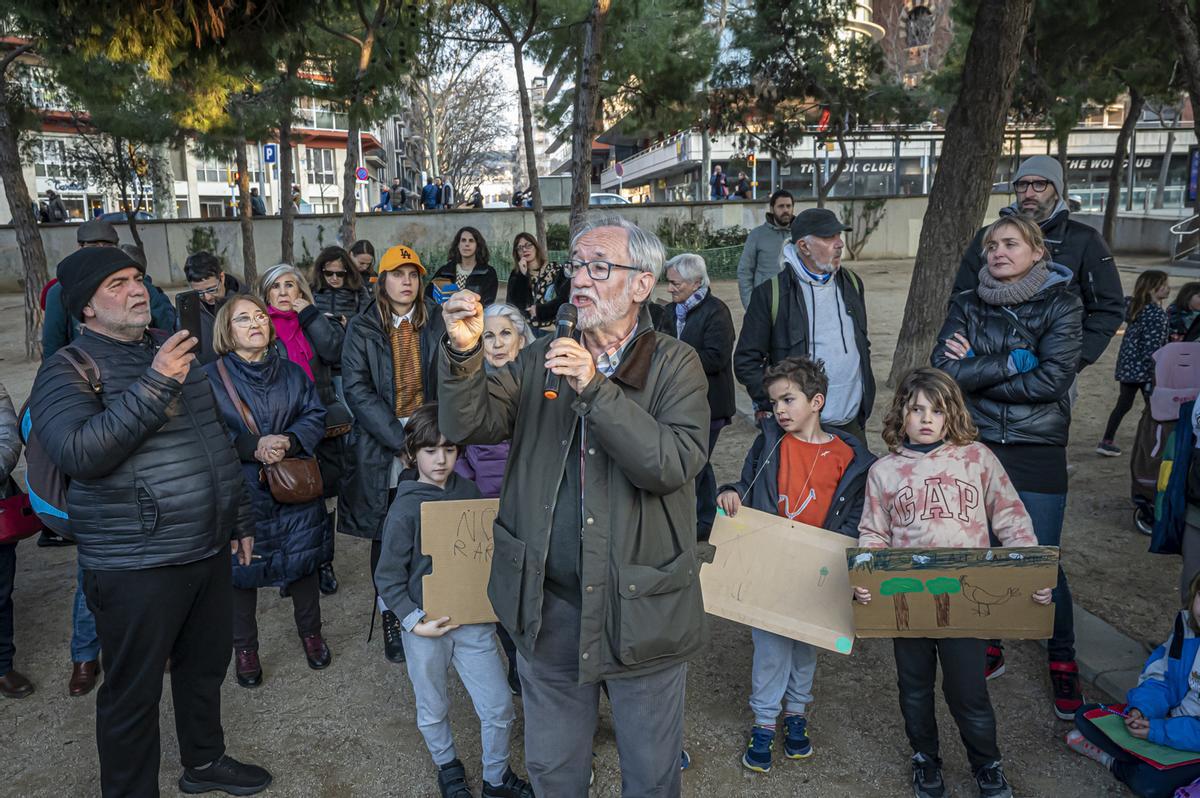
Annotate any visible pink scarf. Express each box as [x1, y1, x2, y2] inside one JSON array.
[[267, 306, 315, 381]]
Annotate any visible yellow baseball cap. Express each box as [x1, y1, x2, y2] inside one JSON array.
[[378, 245, 426, 275]]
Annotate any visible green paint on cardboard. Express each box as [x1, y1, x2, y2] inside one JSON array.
[[819, 566, 829, 576], [880, 577, 925, 596], [924, 577, 961, 596], [835, 636, 853, 654]]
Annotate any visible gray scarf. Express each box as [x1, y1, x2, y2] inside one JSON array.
[[976, 259, 1050, 306]]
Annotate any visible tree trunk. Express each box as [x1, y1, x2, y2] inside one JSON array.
[[1162, 0, 1200, 248], [512, 41, 547, 253], [569, 0, 610, 234], [235, 140, 258, 286], [151, 143, 176, 219], [888, 0, 1034, 386], [1155, 127, 1175, 209], [1056, 129, 1070, 186], [0, 85, 49, 360], [700, 132, 712, 202], [816, 133, 851, 209], [340, 118, 361, 247], [117, 139, 145, 251], [279, 112, 296, 265], [1103, 87, 1144, 245]]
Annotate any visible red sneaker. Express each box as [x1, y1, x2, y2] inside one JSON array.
[[1049, 660, 1084, 720], [985, 645, 1005, 680]]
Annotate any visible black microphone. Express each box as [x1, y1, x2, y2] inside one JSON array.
[[543, 303, 579, 400]]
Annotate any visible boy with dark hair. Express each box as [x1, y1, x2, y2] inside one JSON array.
[[717, 356, 875, 774], [374, 404, 534, 798]]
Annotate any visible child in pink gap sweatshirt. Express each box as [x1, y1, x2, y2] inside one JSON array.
[[853, 368, 1052, 798]]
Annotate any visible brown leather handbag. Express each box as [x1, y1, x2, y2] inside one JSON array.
[[216, 358, 323, 505]]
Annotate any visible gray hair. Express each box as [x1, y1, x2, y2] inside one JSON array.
[[570, 213, 666, 281], [484, 303, 535, 345], [665, 253, 709, 288], [259, 263, 315, 305]]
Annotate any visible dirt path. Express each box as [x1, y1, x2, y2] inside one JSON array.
[[0, 260, 1168, 796]]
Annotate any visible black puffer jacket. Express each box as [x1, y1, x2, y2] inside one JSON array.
[[655, 289, 737, 420], [313, 285, 371, 323], [28, 328, 251, 570], [953, 203, 1122, 370], [933, 263, 1084, 446], [339, 301, 444, 539]]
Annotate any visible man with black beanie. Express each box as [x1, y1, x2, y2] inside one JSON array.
[[28, 247, 272, 797]]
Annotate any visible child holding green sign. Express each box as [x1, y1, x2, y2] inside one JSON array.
[[853, 368, 1051, 798], [1066, 571, 1200, 797]]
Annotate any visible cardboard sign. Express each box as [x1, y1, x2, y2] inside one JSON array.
[[846, 546, 1059, 639], [420, 498, 500, 625], [701, 507, 857, 655]]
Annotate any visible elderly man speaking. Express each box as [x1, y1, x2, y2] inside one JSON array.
[[438, 214, 710, 796]]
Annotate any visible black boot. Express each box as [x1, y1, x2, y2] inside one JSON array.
[[179, 754, 272, 796], [482, 767, 535, 797], [437, 758, 472, 798], [382, 609, 405, 663], [318, 562, 338, 595]]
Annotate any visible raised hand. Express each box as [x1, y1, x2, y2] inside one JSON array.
[[442, 290, 484, 352], [151, 330, 198, 382]]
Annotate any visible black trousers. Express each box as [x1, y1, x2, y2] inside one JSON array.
[[83, 553, 231, 798], [232, 571, 321, 651], [893, 637, 1001, 771], [1103, 381, 1149, 441], [0, 542, 15, 675], [696, 424, 724, 542]]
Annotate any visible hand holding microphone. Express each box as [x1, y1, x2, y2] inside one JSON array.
[[544, 304, 591, 399]]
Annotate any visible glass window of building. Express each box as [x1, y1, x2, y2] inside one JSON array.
[[305, 148, 337, 185]]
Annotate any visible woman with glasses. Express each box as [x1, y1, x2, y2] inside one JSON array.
[[204, 295, 332, 688], [311, 246, 371, 326], [425, 226, 498, 306], [261, 263, 350, 596], [505, 232, 569, 332]]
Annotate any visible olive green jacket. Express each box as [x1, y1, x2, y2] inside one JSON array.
[[438, 308, 710, 683]]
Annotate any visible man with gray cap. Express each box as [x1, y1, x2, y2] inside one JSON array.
[[735, 207, 874, 441], [28, 246, 270, 797], [952, 154, 1123, 372]]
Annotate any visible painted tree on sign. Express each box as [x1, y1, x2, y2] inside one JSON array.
[[880, 577, 924, 631]]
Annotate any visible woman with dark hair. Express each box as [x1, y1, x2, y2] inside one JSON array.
[[425, 226, 498, 306], [311, 246, 371, 326], [261, 263, 349, 596], [340, 245, 445, 665], [205, 295, 332, 687], [504, 232, 569, 331], [350, 239, 377, 283], [1168, 281, 1200, 341], [933, 214, 1085, 722]]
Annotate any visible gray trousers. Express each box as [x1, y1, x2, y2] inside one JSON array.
[[518, 591, 687, 798], [402, 623, 515, 785], [750, 627, 816, 726]]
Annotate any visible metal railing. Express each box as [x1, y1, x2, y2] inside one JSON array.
[[1171, 214, 1200, 261]]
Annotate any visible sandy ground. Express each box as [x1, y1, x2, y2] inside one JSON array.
[[0, 257, 1178, 796]]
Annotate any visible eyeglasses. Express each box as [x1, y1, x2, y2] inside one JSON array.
[[231, 312, 269, 328], [195, 285, 221, 296], [563, 259, 640, 281], [1012, 179, 1051, 194], [322, 270, 347, 279]]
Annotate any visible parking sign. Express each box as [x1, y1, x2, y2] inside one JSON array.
[[263, 143, 277, 164]]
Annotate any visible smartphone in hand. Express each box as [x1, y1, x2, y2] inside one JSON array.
[[175, 290, 203, 342]]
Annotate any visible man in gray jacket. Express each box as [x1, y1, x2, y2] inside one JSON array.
[[439, 214, 709, 797], [737, 190, 795, 308]]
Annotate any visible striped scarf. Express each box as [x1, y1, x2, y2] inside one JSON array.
[[390, 319, 423, 418]]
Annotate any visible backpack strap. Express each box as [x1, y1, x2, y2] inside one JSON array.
[[841, 266, 862, 296], [215, 358, 261, 436], [769, 274, 781, 327], [58, 345, 101, 394]]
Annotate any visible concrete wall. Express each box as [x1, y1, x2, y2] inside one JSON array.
[[0, 194, 1013, 290], [1073, 212, 1178, 257]]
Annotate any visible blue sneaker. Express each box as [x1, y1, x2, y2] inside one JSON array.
[[741, 726, 774, 773], [783, 715, 812, 759], [680, 749, 690, 771]]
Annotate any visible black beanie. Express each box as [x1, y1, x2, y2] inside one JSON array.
[[56, 247, 144, 322]]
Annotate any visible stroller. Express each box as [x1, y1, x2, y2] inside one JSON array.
[[1131, 342, 1200, 533]]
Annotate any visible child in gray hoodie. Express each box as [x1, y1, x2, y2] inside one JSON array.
[[374, 404, 534, 798]]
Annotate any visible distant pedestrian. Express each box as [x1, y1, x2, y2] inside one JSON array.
[[733, 171, 751, 199], [389, 178, 408, 212], [249, 187, 267, 217], [46, 190, 68, 222], [421, 178, 439, 210], [1097, 270, 1170, 457], [737, 190, 795, 308], [439, 176, 455, 209], [470, 186, 484, 209], [710, 165, 727, 200]]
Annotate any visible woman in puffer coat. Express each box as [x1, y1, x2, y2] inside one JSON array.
[[311, 246, 371, 326], [262, 262, 350, 596], [933, 213, 1084, 720], [205, 294, 332, 689]]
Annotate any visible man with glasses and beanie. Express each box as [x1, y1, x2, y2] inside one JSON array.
[[185, 251, 248, 365], [27, 246, 270, 797], [953, 154, 1123, 374], [438, 213, 710, 796], [734, 207, 874, 442]]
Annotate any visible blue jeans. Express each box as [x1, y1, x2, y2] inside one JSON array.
[[1019, 491, 1074, 662], [72, 563, 100, 663]]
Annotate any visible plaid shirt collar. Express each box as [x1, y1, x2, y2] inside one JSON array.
[[591, 319, 639, 378]]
